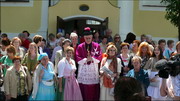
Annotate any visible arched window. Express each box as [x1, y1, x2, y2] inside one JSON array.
[[86, 20, 101, 25]]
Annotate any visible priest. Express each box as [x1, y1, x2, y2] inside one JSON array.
[[76, 27, 102, 100]]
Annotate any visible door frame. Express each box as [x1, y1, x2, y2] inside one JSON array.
[[63, 15, 104, 22], [57, 15, 108, 36]]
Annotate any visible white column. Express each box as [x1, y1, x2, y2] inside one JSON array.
[[37, 0, 49, 40], [118, 0, 134, 41]]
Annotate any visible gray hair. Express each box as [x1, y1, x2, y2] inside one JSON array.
[[146, 35, 152, 40], [70, 32, 78, 38], [18, 33, 26, 38], [132, 56, 142, 63]]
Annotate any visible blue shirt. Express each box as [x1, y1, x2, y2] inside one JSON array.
[[126, 68, 150, 96], [41, 63, 54, 81]]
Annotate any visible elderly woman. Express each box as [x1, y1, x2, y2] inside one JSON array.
[[21, 43, 39, 76], [70, 32, 79, 60], [4, 56, 32, 101], [11, 37, 25, 59], [31, 53, 56, 100], [100, 44, 122, 100], [126, 56, 150, 96], [57, 46, 82, 100]]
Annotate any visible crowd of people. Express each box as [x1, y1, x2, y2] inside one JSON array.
[[0, 28, 179, 101]]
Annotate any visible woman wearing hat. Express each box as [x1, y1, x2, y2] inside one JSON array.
[[30, 53, 56, 100]]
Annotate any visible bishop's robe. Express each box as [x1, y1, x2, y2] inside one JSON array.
[[76, 42, 102, 100]]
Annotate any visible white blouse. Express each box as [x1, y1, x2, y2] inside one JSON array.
[[57, 58, 76, 78]]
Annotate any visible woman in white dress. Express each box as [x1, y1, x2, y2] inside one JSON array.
[[100, 44, 122, 100], [144, 45, 165, 100]]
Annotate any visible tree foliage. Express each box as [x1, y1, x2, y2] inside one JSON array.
[[161, 0, 180, 27], [161, 0, 180, 40]]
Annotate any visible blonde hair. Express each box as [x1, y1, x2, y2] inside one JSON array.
[[106, 44, 117, 55], [27, 42, 38, 55], [65, 46, 74, 53], [107, 42, 115, 47]]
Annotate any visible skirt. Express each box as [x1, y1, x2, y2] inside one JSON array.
[[100, 85, 114, 100], [147, 71, 163, 100], [56, 78, 65, 100], [64, 76, 82, 100], [29, 82, 55, 100]]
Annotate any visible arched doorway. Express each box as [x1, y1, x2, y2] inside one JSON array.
[[57, 15, 108, 37]]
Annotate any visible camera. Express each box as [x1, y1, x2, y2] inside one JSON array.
[[155, 54, 180, 79]]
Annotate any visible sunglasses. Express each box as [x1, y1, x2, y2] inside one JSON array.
[[109, 50, 116, 52]]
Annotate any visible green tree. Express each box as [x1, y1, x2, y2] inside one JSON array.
[[161, 0, 180, 41]]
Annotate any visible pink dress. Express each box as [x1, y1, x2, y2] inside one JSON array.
[[58, 58, 82, 100]]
